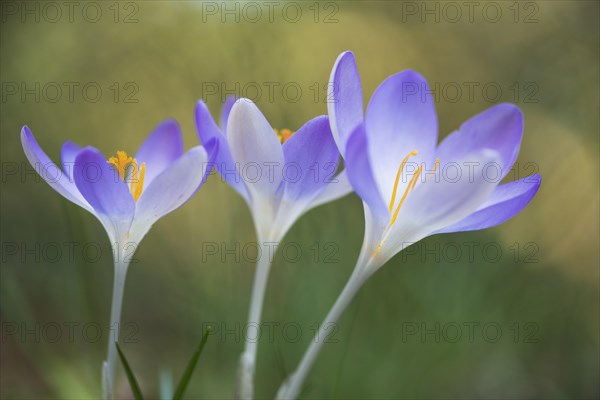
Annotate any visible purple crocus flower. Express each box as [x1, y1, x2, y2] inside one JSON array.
[[195, 97, 352, 399], [277, 51, 541, 399], [196, 97, 351, 243], [21, 121, 216, 399], [330, 51, 541, 270]]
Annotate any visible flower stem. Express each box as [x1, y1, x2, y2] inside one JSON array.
[[237, 241, 278, 400], [103, 257, 129, 400], [275, 265, 368, 400]]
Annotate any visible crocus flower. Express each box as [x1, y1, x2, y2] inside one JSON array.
[[195, 97, 352, 399], [21, 121, 216, 400], [196, 97, 352, 243], [276, 51, 541, 399]]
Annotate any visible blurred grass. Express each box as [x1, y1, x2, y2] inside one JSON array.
[[1, 1, 598, 399]]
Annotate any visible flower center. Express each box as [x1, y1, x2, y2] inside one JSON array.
[[107, 150, 146, 202], [374, 151, 439, 256], [273, 128, 294, 144]]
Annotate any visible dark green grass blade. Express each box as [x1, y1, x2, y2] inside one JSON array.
[[172, 327, 212, 400], [115, 342, 144, 400]]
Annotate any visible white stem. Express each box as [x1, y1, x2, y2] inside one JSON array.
[[102, 257, 129, 400], [276, 265, 369, 400], [237, 241, 279, 400]]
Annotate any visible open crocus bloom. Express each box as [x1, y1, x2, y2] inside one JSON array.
[[195, 97, 352, 242], [21, 121, 216, 247], [275, 51, 543, 400], [21, 120, 216, 399], [329, 51, 542, 273]]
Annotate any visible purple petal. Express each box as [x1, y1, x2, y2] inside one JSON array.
[[328, 51, 364, 157], [435, 174, 541, 234], [21, 126, 91, 211], [281, 116, 340, 200], [195, 99, 222, 145], [195, 99, 248, 199], [135, 119, 184, 188], [74, 148, 135, 241], [227, 98, 284, 199], [345, 124, 388, 223], [220, 96, 237, 132], [60, 141, 82, 180], [131, 146, 210, 241], [437, 103, 523, 179], [365, 70, 438, 205], [74, 147, 134, 217]]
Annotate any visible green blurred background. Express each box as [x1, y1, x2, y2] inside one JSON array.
[[1, 1, 598, 399]]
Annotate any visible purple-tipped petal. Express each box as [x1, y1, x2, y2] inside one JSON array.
[[435, 174, 541, 234], [195, 99, 222, 145], [21, 126, 91, 211], [195, 100, 248, 199], [74, 148, 135, 241], [282, 115, 340, 200], [220, 96, 237, 132], [328, 51, 364, 157], [135, 119, 184, 188], [437, 103, 523, 179], [365, 70, 438, 204], [227, 98, 284, 200], [131, 145, 210, 241], [345, 124, 388, 224], [74, 148, 135, 217], [60, 141, 82, 180]]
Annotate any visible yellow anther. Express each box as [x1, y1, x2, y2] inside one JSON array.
[[107, 150, 134, 180], [107, 151, 146, 202], [389, 150, 418, 212], [408, 166, 422, 192], [129, 162, 146, 202], [281, 129, 293, 142], [273, 128, 294, 144], [390, 166, 422, 226]]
